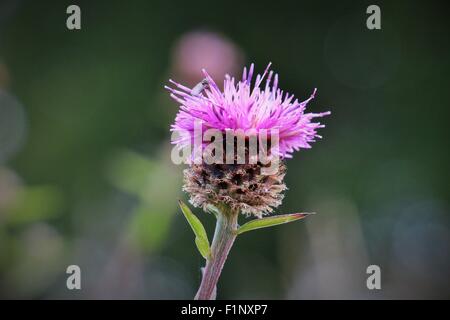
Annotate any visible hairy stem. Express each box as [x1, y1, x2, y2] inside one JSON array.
[[195, 206, 238, 300]]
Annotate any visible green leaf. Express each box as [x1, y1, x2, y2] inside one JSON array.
[[195, 237, 211, 260], [237, 213, 314, 235], [178, 200, 211, 260]]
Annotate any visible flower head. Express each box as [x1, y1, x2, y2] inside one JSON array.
[[166, 62, 330, 159], [166, 63, 330, 216]]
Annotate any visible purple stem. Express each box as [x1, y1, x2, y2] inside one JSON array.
[[195, 208, 238, 300]]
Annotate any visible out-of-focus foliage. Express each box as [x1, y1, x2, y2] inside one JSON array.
[[106, 149, 180, 252]]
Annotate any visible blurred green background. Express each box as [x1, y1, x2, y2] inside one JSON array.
[[0, 0, 449, 299]]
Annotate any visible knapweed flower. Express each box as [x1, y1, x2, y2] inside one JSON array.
[[166, 62, 330, 300], [166, 63, 330, 217]]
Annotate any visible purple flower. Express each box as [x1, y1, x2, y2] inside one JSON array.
[[166, 63, 330, 158]]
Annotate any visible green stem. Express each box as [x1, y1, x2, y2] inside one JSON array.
[[195, 207, 238, 300]]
